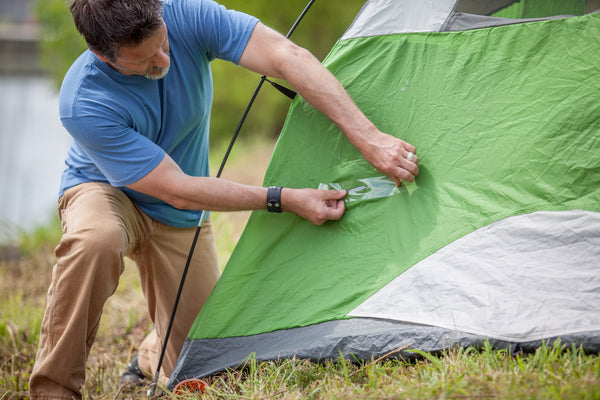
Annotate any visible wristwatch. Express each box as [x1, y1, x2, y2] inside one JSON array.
[[267, 186, 282, 213]]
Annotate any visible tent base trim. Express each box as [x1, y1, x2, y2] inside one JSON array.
[[168, 318, 600, 388]]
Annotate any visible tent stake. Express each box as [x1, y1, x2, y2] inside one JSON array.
[[147, 1, 317, 397]]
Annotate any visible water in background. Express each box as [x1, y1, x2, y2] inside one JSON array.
[[0, 75, 72, 244]]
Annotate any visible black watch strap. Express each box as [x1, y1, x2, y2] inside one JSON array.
[[267, 186, 282, 213]]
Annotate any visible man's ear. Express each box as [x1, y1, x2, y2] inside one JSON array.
[[90, 49, 110, 63]]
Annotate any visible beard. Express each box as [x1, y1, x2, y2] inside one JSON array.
[[144, 64, 170, 80], [107, 59, 171, 80]]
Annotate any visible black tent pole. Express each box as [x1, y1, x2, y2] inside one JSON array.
[[147, 1, 316, 396], [215, 0, 315, 178]]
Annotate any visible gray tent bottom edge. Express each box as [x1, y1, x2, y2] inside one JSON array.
[[168, 318, 600, 388]]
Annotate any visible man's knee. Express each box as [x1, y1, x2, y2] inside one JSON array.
[[64, 216, 125, 252], [56, 220, 127, 282]]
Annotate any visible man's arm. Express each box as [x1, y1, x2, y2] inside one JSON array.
[[238, 22, 419, 186], [126, 154, 346, 225]]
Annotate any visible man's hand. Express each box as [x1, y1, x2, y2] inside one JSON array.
[[282, 188, 346, 225], [357, 130, 419, 187]]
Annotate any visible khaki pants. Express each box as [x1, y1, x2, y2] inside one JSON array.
[[29, 182, 220, 399]]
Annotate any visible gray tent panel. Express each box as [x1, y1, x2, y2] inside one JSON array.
[[442, 12, 581, 31], [169, 318, 600, 383], [454, 0, 521, 16]]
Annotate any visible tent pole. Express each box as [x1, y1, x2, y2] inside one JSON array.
[[147, 1, 317, 397]]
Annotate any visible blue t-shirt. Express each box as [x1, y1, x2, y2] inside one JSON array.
[[59, 0, 259, 228]]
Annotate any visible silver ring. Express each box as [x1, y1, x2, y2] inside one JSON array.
[[406, 152, 415, 161]]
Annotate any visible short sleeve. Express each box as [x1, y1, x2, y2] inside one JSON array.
[[61, 115, 166, 187], [170, 0, 259, 64]]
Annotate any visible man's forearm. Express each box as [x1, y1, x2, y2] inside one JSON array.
[[277, 46, 380, 148], [126, 154, 346, 225]]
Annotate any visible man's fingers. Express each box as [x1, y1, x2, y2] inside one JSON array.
[[382, 157, 419, 186], [404, 143, 416, 154], [389, 148, 419, 185], [402, 156, 419, 177], [323, 189, 347, 201], [309, 190, 345, 225], [405, 150, 418, 165], [325, 199, 345, 221], [323, 190, 345, 219]]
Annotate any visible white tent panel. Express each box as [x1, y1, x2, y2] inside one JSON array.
[[348, 210, 600, 342], [342, 0, 458, 39]]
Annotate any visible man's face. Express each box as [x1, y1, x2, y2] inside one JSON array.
[[105, 22, 171, 80]]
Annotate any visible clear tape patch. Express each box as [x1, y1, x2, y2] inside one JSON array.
[[319, 176, 403, 204]]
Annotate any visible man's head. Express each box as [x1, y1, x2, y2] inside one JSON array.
[[69, 0, 170, 79]]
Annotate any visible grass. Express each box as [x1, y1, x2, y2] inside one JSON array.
[[2, 138, 600, 399], [185, 342, 600, 400]]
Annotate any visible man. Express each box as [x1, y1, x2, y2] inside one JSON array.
[[29, 0, 419, 398]]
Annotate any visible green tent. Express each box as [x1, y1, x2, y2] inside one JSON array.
[[169, 0, 600, 386]]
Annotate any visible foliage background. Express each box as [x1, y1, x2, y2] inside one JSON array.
[[34, 0, 365, 145]]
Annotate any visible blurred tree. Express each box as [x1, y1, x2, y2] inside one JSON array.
[[211, 0, 364, 145], [34, 0, 365, 144], [34, 0, 86, 89]]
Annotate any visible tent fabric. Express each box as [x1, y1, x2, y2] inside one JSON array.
[[455, 0, 522, 16], [349, 210, 600, 342], [442, 12, 584, 31], [490, 0, 585, 18], [171, 319, 600, 381], [341, 0, 590, 39], [168, 5, 600, 387], [341, 0, 457, 39]]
